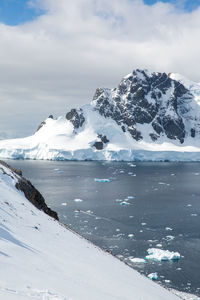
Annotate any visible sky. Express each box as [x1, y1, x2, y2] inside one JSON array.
[[0, 0, 200, 138]]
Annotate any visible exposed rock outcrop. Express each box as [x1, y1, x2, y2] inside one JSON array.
[[66, 108, 85, 129], [0, 160, 58, 220], [92, 69, 194, 143]]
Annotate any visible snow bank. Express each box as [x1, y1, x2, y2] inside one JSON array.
[[0, 161, 181, 300]]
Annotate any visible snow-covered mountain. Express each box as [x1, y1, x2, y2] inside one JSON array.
[[1, 69, 200, 161], [0, 160, 183, 300]]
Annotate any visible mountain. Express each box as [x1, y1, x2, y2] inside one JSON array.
[[0, 160, 182, 299], [1, 69, 200, 161]]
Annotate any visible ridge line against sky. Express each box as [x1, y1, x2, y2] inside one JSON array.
[[0, 0, 200, 139]]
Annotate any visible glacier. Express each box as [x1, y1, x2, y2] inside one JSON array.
[[1, 69, 200, 161]]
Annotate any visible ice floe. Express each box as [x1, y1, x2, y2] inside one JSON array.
[[94, 178, 112, 183], [129, 258, 146, 263], [148, 273, 159, 280], [120, 201, 130, 206], [146, 248, 181, 261], [74, 199, 83, 202], [165, 227, 173, 231]]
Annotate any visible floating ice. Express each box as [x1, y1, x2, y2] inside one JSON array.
[[141, 223, 147, 226], [74, 199, 83, 202], [164, 279, 171, 283], [148, 273, 158, 280], [115, 199, 122, 202], [165, 235, 175, 241], [61, 203, 67, 206], [94, 178, 111, 183], [128, 234, 134, 238], [120, 201, 130, 206], [129, 257, 146, 263], [165, 227, 173, 231], [127, 196, 135, 199], [146, 248, 181, 261]]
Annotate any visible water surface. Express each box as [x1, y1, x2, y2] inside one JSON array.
[[7, 160, 200, 296]]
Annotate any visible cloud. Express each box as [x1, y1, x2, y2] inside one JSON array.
[[0, 0, 200, 137]]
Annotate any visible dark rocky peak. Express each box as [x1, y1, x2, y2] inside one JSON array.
[[92, 69, 194, 143], [66, 108, 85, 130]]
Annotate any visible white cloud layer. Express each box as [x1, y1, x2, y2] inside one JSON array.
[[1, 0, 200, 137]]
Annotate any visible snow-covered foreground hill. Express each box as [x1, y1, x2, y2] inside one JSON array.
[[0, 160, 185, 300], [1, 69, 200, 161]]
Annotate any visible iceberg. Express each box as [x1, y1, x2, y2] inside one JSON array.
[[148, 273, 159, 280], [146, 248, 181, 261]]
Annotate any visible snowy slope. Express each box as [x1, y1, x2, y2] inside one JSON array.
[[0, 161, 183, 300], [1, 69, 200, 161]]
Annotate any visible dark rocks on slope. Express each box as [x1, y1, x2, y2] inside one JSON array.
[[66, 108, 85, 129], [93, 141, 104, 150], [93, 134, 109, 150], [98, 134, 109, 144], [36, 115, 54, 132], [0, 160, 58, 220]]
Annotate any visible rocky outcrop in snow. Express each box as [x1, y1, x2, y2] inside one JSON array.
[[92, 70, 195, 143], [0, 160, 58, 220]]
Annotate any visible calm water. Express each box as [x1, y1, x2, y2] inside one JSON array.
[[7, 160, 200, 296]]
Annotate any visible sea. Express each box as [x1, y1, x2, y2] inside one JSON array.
[[6, 159, 200, 296]]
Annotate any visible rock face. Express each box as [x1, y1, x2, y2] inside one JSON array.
[[93, 134, 109, 150], [66, 108, 85, 129], [2, 69, 200, 162], [91, 69, 194, 143], [32, 69, 200, 148], [0, 160, 58, 220]]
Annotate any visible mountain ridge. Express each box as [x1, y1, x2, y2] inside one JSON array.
[[1, 69, 200, 161]]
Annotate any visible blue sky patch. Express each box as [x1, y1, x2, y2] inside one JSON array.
[[143, 0, 200, 12], [0, 0, 45, 26]]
